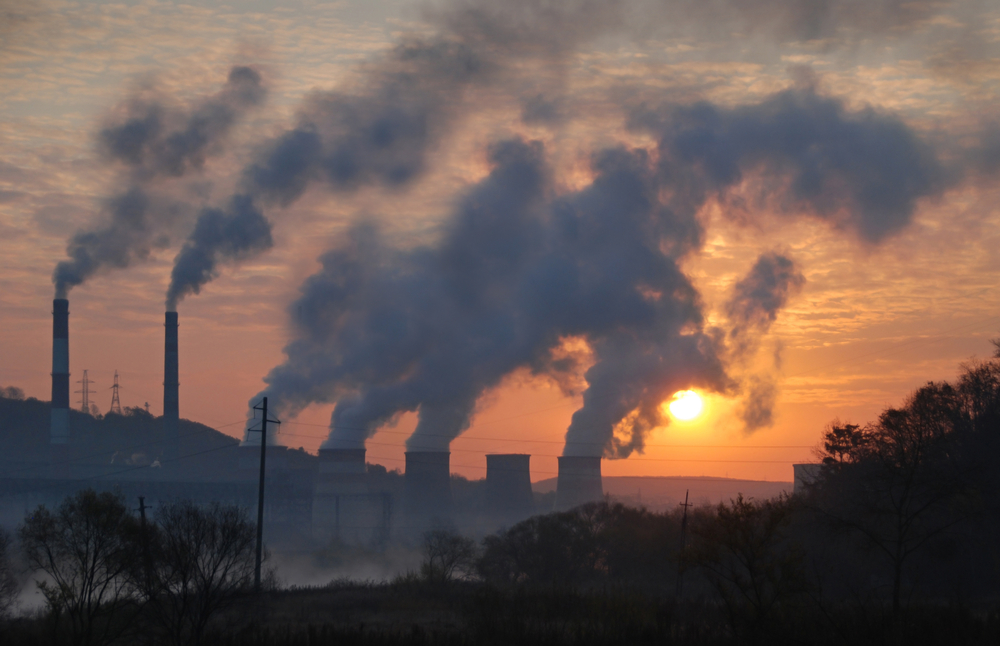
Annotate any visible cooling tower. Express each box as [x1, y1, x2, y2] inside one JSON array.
[[313, 448, 386, 543], [163, 311, 179, 461], [404, 451, 452, 528], [554, 456, 603, 510], [49, 299, 70, 444], [485, 454, 534, 520]]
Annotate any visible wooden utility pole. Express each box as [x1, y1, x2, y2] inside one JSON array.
[[250, 397, 279, 593], [137, 496, 153, 591], [676, 489, 692, 598]]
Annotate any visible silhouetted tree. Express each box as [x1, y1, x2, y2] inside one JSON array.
[[0, 386, 24, 400], [689, 494, 806, 645], [0, 527, 20, 619], [19, 489, 143, 646], [478, 507, 602, 586], [145, 500, 259, 646], [421, 529, 476, 582], [812, 383, 967, 617]]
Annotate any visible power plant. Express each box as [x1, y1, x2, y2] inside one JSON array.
[[3, 300, 608, 546]]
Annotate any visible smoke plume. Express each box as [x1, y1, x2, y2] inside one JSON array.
[[250, 73, 948, 457], [629, 87, 946, 243], [165, 195, 273, 310], [727, 252, 806, 358], [52, 66, 266, 298], [724, 252, 806, 432]]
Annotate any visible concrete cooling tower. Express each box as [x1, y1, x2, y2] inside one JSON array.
[[485, 453, 534, 521], [313, 448, 389, 544], [554, 456, 603, 510], [404, 451, 452, 530]]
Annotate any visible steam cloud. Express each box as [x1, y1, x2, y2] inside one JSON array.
[[52, 66, 266, 299], [725, 252, 806, 432], [253, 74, 943, 457]]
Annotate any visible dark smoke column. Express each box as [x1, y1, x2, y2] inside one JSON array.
[[163, 311, 179, 461], [50, 299, 70, 445]]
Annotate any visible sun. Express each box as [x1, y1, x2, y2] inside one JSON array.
[[668, 390, 703, 421]]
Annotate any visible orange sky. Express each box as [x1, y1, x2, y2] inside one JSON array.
[[2, 0, 999, 482]]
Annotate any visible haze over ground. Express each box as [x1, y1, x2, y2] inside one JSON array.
[[1, 0, 999, 482]]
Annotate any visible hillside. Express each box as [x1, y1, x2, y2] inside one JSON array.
[[533, 475, 793, 512], [0, 394, 315, 482]]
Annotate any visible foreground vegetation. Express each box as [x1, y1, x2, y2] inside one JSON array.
[[1, 347, 999, 644]]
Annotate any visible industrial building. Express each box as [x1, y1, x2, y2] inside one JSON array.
[[0, 299, 606, 545]]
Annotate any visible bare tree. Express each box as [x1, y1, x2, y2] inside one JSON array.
[[689, 494, 807, 646], [812, 383, 966, 618], [0, 527, 20, 619], [19, 489, 142, 646], [147, 500, 258, 646], [421, 529, 476, 583]]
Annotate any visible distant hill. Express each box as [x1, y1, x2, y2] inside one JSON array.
[[0, 394, 315, 482], [532, 475, 793, 512]]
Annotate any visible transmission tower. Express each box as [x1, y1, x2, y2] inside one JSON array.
[[109, 370, 123, 415], [75, 370, 94, 413]]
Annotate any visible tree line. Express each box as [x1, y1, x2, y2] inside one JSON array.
[[0, 491, 262, 646], [2, 345, 999, 645]]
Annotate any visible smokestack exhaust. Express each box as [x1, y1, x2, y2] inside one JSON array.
[[404, 451, 452, 529], [485, 454, 534, 521], [554, 456, 603, 510], [163, 311, 179, 460], [50, 299, 70, 444]]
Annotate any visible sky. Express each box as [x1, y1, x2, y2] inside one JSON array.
[[1, 0, 999, 483]]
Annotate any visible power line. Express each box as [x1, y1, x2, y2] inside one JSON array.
[[276, 422, 813, 449]]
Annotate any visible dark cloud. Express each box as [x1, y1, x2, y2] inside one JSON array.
[[631, 87, 947, 243], [165, 195, 273, 310], [638, 0, 956, 44]]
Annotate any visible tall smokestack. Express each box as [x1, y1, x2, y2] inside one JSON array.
[[554, 456, 603, 510], [163, 311, 179, 461], [404, 451, 452, 529], [485, 454, 534, 521], [50, 299, 70, 444]]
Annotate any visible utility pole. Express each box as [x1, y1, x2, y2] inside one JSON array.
[[249, 397, 279, 593], [137, 496, 153, 592], [676, 489, 692, 598]]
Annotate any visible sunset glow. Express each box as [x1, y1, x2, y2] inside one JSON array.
[[0, 0, 998, 484]]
